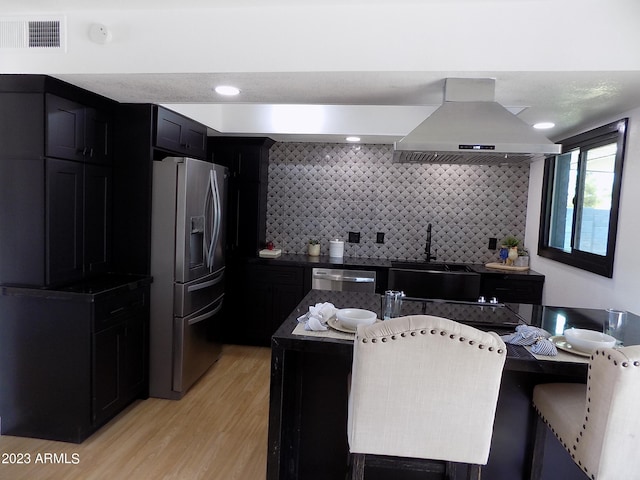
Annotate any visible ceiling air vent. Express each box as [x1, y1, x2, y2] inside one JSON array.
[[0, 16, 65, 50]]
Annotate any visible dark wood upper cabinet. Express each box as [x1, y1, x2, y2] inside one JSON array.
[[46, 158, 84, 285], [0, 77, 116, 287], [155, 107, 207, 159], [46, 94, 112, 164], [84, 164, 113, 275], [208, 137, 275, 258]]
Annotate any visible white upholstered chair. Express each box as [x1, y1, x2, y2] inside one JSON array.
[[531, 345, 640, 480], [347, 315, 507, 480]]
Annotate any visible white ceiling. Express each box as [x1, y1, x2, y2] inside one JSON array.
[[3, 0, 640, 144]]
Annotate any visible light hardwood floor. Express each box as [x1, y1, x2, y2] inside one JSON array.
[[0, 344, 271, 480]]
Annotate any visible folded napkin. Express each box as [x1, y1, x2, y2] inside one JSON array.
[[501, 325, 558, 356], [297, 302, 338, 331]]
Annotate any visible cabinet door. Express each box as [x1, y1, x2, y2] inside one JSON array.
[[46, 158, 84, 285], [155, 107, 206, 158], [271, 283, 305, 334], [241, 264, 304, 346], [210, 141, 271, 257], [84, 107, 111, 164], [123, 314, 147, 396], [93, 323, 125, 425], [0, 157, 46, 285], [46, 94, 85, 162], [181, 123, 207, 158], [155, 108, 185, 153], [84, 164, 113, 275]]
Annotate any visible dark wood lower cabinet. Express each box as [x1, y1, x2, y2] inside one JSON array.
[[224, 262, 306, 346], [93, 313, 146, 427], [480, 273, 544, 304], [0, 280, 149, 443]]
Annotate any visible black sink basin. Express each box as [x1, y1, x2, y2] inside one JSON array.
[[390, 262, 473, 273], [388, 262, 480, 300]]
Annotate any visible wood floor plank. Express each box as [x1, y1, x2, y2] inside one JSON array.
[[0, 345, 271, 480]]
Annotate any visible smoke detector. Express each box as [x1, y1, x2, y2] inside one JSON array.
[[88, 23, 112, 44]]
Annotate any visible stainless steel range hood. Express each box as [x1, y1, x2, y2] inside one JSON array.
[[393, 78, 561, 165]]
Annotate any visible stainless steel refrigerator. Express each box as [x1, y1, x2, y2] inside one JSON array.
[[149, 157, 227, 399]]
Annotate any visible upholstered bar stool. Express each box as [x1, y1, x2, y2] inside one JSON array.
[[347, 315, 507, 480], [531, 345, 640, 480]]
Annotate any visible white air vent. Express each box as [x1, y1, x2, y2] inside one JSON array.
[[0, 16, 66, 50]]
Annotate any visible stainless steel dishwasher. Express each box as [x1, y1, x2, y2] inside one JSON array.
[[311, 268, 376, 293]]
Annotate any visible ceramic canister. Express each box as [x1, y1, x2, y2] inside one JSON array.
[[329, 239, 344, 258]]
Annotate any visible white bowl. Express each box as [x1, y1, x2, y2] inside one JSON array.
[[336, 308, 377, 330], [564, 328, 616, 353]]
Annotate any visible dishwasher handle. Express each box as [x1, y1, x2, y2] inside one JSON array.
[[312, 271, 375, 283]]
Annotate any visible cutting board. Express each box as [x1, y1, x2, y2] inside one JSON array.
[[259, 248, 282, 258], [485, 262, 530, 272]]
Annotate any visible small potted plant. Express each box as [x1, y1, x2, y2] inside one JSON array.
[[515, 247, 530, 267], [308, 239, 320, 257], [502, 236, 520, 265]]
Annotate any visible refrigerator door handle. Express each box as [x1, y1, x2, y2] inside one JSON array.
[[203, 169, 215, 270], [187, 295, 224, 325], [211, 169, 222, 264], [186, 272, 224, 292]]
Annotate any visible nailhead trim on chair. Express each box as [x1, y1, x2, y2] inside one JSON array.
[[359, 328, 506, 356], [533, 348, 640, 480]]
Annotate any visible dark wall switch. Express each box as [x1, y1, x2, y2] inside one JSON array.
[[488, 237, 497, 250], [348, 231, 360, 243], [376, 232, 385, 244]]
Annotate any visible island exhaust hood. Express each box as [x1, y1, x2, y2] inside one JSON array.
[[393, 78, 561, 165]]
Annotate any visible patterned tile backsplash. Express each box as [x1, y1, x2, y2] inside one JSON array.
[[266, 143, 529, 264]]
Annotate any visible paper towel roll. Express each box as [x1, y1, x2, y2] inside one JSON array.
[[329, 239, 344, 258]]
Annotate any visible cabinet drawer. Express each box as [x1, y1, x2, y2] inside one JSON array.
[[480, 274, 544, 304], [94, 289, 147, 332], [246, 265, 303, 286]]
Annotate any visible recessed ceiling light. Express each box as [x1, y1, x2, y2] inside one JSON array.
[[533, 122, 555, 130], [214, 85, 240, 96], [346, 136, 361, 142]]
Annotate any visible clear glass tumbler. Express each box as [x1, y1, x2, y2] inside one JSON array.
[[606, 308, 627, 345], [382, 290, 405, 320]]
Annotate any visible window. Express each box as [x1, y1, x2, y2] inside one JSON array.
[[538, 119, 628, 277]]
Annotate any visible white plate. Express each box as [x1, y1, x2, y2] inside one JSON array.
[[327, 317, 381, 334], [549, 335, 592, 357], [327, 317, 357, 333]]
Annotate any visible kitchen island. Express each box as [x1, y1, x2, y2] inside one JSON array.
[[267, 290, 640, 480]]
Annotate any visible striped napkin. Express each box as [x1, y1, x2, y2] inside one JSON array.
[[501, 325, 558, 356]]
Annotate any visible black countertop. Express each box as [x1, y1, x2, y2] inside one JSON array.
[[0, 273, 153, 302], [249, 253, 545, 277], [273, 289, 640, 376]]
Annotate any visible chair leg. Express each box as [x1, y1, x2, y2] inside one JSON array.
[[446, 462, 481, 480], [467, 464, 481, 480], [529, 414, 547, 480], [351, 453, 365, 480]]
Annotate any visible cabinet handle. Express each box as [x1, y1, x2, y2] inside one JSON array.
[[109, 306, 126, 316]]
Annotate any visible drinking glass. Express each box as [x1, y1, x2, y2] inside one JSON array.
[[382, 290, 405, 320], [606, 308, 627, 344]]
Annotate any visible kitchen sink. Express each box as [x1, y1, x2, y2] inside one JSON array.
[[390, 261, 474, 273], [388, 262, 480, 301]]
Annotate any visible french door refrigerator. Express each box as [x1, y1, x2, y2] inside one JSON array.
[[150, 157, 227, 399]]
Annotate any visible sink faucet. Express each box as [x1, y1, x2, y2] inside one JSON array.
[[425, 223, 437, 262]]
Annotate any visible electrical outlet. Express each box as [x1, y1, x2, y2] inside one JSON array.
[[488, 237, 497, 250], [376, 232, 385, 244], [348, 231, 360, 243]]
